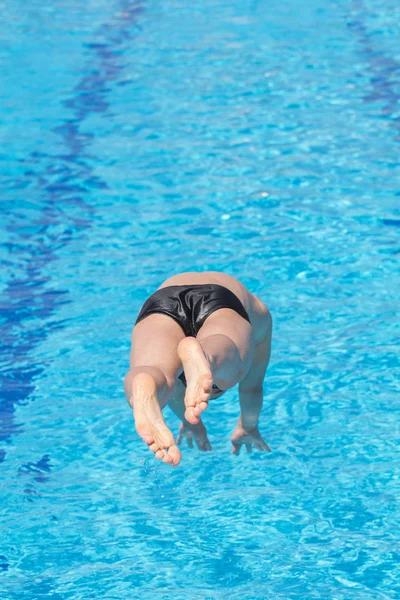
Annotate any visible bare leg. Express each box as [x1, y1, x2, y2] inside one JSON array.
[[124, 314, 185, 466], [178, 309, 254, 424]]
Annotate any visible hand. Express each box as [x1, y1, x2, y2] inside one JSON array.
[[176, 420, 212, 451], [230, 421, 271, 455]]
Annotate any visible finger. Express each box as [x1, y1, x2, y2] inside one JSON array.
[[264, 441, 271, 452], [176, 432, 182, 445], [232, 442, 241, 455], [155, 449, 165, 459], [196, 438, 211, 451], [246, 444, 252, 454], [187, 432, 194, 449], [254, 441, 266, 452]]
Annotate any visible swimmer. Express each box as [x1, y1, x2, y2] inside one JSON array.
[[124, 271, 272, 466]]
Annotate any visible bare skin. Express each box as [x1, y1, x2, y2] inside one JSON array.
[[124, 271, 272, 466]]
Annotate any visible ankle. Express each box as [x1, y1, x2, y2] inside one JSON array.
[[131, 367, 173, 406], [177, 336, 197, 355], [131, 371, 157, 399]]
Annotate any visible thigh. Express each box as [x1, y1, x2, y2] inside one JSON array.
[[130, 313, 185, 376], [197, 309, 255, 366]]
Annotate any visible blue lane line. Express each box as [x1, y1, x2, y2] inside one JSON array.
[[0, 1, 144, 460], [348, 0, 400, 136]]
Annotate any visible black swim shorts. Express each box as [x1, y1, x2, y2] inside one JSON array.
[[135, 284, 251, 338]]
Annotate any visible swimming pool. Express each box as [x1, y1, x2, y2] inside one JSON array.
[[1, 0, 399, 597]]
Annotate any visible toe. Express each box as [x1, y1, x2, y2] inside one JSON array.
[[203, 379, 212, 394], [184, 394, 195, 409], [168, 445, 181, 466], [185, 407, 200, 424], [193, 402, 208, 419], [162, 453, 174, 465]]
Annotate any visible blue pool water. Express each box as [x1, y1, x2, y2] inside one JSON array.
[[1, 0, 400, 598]]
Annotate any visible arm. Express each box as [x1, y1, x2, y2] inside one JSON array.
[[238, 333, 271, 429], [231, 317, 272, 454]]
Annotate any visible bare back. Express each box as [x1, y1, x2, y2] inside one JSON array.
[[159, 271, 270, 344]]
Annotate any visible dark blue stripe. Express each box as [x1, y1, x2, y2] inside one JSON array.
[[381, 218, 400, 228], [348, 0, 400, 133], [0, 1, 144, 460]]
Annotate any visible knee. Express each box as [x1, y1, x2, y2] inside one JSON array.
[[131, 370, 157, 393], [202, 333, 241, 366], [220, 335, 250, 380]]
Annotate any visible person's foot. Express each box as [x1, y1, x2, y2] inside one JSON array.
[[178, 337, 212, 424], [132, 373, 181, 466]]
